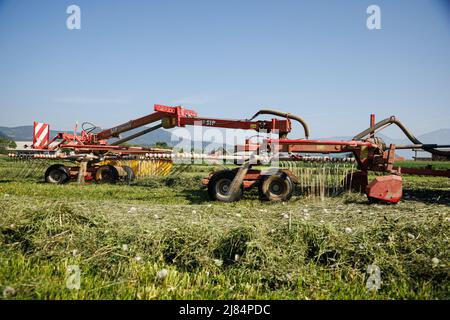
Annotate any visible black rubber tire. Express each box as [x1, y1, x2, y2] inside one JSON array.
[[95, 165, 119, 184], [259, 171, 293, 202], [44, 165, 69, 184], [207, 170, 244, 202], [122, 165, 135, 183]]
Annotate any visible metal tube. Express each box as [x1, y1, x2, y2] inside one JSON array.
[[110, 124, 163, 146], [391, 144, 450, 150], [249, 109, 310, 139], [369, 114, 375, 138], [96, 111, 164, 140], [353, 116, 450, 157]]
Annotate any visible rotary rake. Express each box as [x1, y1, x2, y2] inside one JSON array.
[[8, 103, 449, 204], [10, 103, 305, 184], [202, 114, 450, 204]]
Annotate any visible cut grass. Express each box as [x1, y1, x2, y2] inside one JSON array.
[[0, 158, 449, 299]]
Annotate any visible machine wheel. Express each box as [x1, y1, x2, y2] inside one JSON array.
[[45, 165, 69, 184], [259, 171, 294, 202], [208, 170, 243, 202], [95, 165, 119, 184], [122, 165, 136, 183]]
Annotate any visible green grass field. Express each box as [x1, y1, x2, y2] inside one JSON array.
[[395, 160, 450, 170], [0, 158, 449, 299]]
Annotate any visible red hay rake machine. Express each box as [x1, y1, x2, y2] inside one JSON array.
[[8, 104, 450, 204]]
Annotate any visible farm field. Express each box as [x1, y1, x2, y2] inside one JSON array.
[[0, 157, 449, 300]]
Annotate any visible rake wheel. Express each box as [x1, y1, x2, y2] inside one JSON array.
[[95, 165, 119, 184], [259, 171, 293, 202], [45, 165, 69, 184], [208, 170, 243, 202]]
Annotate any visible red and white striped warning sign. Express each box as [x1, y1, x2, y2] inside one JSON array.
[[32, 122, 50, 149]]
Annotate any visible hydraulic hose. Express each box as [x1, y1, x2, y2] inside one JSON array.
[[353, 116, 450, 157], [249, 109, 310, 139]]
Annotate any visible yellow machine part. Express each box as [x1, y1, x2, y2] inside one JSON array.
[[99, 159, 173, 177]]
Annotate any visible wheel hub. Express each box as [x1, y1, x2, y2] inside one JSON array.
[[217, 179, 231, 194], [270, 181, 284, 195], [51, 171, 62, 182]]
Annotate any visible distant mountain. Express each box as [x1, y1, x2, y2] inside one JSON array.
[[417, 129, 450, 144], [0, 131, 12, 140], [376, 129, 450, 159], [0, 126, 39, 141], [113, 127, 175, 146]]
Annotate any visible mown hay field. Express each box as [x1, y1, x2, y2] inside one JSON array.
[[0, 157, 449, 299]]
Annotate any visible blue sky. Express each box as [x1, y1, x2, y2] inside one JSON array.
[[0, 0, 449, 139]]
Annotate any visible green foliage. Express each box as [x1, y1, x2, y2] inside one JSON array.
[[0, 133, 16, 154], [154, 141, 169, 149], [395, 160, 450, 170], [0, 137, 11, 152]]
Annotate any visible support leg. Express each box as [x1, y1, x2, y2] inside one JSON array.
[[77, 161, 88, 185], [227, 160, 252, 201]]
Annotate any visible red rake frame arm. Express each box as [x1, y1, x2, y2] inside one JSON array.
[[266, 138, 392, 173]]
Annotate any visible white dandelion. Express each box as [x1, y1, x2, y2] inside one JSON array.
[[156, 269, 168, 280], [213, 259, 223, 267], [3, 286, 15, 298], [431, 257, 440, 267], [127, 207, 137, 214]]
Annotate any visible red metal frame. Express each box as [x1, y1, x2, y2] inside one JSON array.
[[179, 117, 291, 135], [266, 138, 388, 173], [95, 105, 197, 140], [37, 104, 295, 152]]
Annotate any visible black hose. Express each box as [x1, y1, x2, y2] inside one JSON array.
[[249, 109, 310, 139], [353, 116, 450, 157]]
